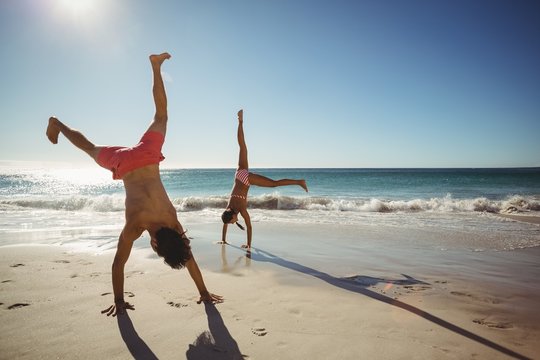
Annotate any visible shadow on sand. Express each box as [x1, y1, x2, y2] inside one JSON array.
[[116, 305, 244, 359], [228, 245, 530, 360], [186, 303, 245, 360], [117, 312, 159, 360]]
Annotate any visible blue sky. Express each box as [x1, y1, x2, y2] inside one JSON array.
[[1, 0, 539, 168]]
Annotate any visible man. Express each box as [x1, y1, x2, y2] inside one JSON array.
[[46, 53, 222, 316], [220, 109, 308, 249]]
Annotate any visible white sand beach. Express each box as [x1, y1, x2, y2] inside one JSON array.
[[1, 221, 539, 359]]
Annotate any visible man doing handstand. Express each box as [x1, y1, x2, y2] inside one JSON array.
[[46, 53, 222, 316]]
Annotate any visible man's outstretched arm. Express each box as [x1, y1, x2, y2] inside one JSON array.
[[185, 255, 223, 304], [102, 225, 142, 316]]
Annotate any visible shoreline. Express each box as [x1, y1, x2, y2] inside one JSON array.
[[1, 221, 539, 359], [496, 212, 540, 225]]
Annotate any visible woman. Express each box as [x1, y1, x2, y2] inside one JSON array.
[[221, 109, 308, 249]]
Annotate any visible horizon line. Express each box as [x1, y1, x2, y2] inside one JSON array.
[[0, 160, 538, 171]]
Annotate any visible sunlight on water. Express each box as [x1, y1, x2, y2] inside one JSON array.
[[44, 167, 114, 186], [0, 165, 120, 196], [1, 165, 539, 251]]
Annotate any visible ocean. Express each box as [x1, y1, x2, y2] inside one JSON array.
[[1, 164, 539, 252]]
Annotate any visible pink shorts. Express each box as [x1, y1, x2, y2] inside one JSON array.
[[96, 131, 165, 180]]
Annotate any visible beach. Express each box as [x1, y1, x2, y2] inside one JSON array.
[[2, 221, 539, 360], [3, 0, 540, 357], [1, 166, 540, 358]]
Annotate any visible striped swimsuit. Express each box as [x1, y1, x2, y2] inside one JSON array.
[[235, 168, 250, 186]]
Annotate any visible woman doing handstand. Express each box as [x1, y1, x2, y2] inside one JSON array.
[[221, 110, 308, 250]]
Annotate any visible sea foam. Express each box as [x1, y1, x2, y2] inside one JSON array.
[[4, 193, 537, 214]]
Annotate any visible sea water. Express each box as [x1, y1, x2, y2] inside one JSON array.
[[1, 163, 539, 251]]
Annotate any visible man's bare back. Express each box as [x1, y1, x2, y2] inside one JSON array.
[[122, 165, 182, 237]]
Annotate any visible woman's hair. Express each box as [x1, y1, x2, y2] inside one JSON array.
[[155, 227, 192, 269], [221, 209, 245, 230], [221, 209, 235, 224]]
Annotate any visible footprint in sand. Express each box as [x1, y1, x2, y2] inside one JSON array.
[[8, 303, 30, 310], [251, 328, 267, 336], [101, 291, 134, 297], [10, 264, 24, 268], [288, 307, 302, 316], [167, 301, 188, 308], [2, 280, 13, 283], [403, 285, 431, 292], [473, 318, 513, 329], [126, 271, 144, 278], [451, 291, 500, 304]]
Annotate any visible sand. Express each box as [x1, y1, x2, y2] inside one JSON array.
[[1, 222, 539, 360]]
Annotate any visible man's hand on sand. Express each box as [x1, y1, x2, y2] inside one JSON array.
[[197, 291, 223, 304], [101, 301, 135, 317]]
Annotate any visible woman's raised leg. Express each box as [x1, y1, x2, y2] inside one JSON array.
[[248, 172, 308, 192]]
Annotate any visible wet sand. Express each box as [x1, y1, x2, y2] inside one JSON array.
[[1, 222, 539, 359]]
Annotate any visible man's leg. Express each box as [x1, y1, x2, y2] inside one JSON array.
[[249, 173, 308, 192], [46, 117, 101, 160], [237, 109, 248, 170], [146, 52, 171, 136]]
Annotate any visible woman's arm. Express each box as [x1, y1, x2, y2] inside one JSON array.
[[220, 223, 229, 244], [240, 210, 252, 249]]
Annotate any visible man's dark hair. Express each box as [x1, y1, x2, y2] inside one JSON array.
[[155, 227, 191, 269], [221, 209, 235, 224]]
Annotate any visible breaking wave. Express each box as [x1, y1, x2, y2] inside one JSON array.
[[0, 194, 125, 212], [2, 194, 539, 214]]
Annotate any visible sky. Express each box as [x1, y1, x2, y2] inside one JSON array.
[[0, 0, 539, 168]]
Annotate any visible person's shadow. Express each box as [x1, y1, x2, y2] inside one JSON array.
[[117, 313, 159, 360], [186, 303, 245, 360], [231, 245, 530, 360]]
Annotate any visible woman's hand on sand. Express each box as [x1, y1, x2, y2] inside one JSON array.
[[197, 291, 224, 304], [101, 301, 135, 317]]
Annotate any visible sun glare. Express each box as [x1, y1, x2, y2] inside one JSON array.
[[54, 0, 110, 24], [59, 0, 95, 16]]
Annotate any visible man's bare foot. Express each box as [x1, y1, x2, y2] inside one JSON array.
[[46, 117, 60, 144], [299, 180, 308, 192], [149, 53, 171, 66]]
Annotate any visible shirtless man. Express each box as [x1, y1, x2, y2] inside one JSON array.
[[46, 53, 222, 316], [220, 110, 308, 249]]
